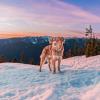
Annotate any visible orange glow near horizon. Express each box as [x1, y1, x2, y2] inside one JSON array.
[[0, 32, 100, 39]]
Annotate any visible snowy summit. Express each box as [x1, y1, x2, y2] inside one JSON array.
[[0, 55, 100, 100]]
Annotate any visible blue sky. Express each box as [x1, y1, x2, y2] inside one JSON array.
[[0, 0, 100, 34], [64, 0, 100, 15]]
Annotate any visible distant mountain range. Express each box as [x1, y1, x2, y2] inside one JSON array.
[[0, 36, 86, 65], [0, 37, 49, 64]]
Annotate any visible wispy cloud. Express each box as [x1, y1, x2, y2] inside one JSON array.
[[0, 0, 100, 33], [31, 0, 100, 23]]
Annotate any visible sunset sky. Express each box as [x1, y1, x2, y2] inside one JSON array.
[[0, 0, 100, 35]]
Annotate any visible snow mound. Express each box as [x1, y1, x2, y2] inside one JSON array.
[[0, 55, 100, 100], [62, 55, 100, 70]]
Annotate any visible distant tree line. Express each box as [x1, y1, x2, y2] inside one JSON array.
[[0, 38, 99, 65], [0, 52, 34, 65], [63, 38, 100, 59]]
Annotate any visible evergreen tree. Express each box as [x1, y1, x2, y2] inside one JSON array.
[[0, 55, 5, 63], [12, 58, 17, 63], [65, 49, 72, 58], [29, 58, 34, 65], [71, 39, 79, 56], [20, 52, 25, 63], [95, 39, 100, 55], [85, 38, 98, 57]]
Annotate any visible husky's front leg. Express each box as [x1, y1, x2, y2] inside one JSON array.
[[39, 56, 45, 72], [52, 59, 56, 74], [48, 59, 52, 72], [39, 58, 42, 72], [58, 59, 61, 72]]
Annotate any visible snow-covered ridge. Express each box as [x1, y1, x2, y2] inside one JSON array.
[[0, 55, 100, 100], [62, 55, 100, 70]]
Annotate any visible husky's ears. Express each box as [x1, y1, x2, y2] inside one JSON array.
[[57, 37, 65, 44], [62, 37, 65, 44], [61, 37, 65, 44], [49, 37, 54, 44], [49, 37, 65, 44]]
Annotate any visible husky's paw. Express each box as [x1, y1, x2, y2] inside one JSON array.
[[39, 69, 42, 72], [53, 71, 56, 74]]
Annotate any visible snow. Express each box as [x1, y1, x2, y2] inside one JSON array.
[[80, 84, 100, 100], [62, 55, 100, 70], [0, 55, 100, 100]]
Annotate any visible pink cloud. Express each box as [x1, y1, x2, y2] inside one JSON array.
[[31, 0, 100, 24], [0, 0, 100, 33]]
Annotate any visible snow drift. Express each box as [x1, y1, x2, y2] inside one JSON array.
[[0, 55, 100, 100]]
